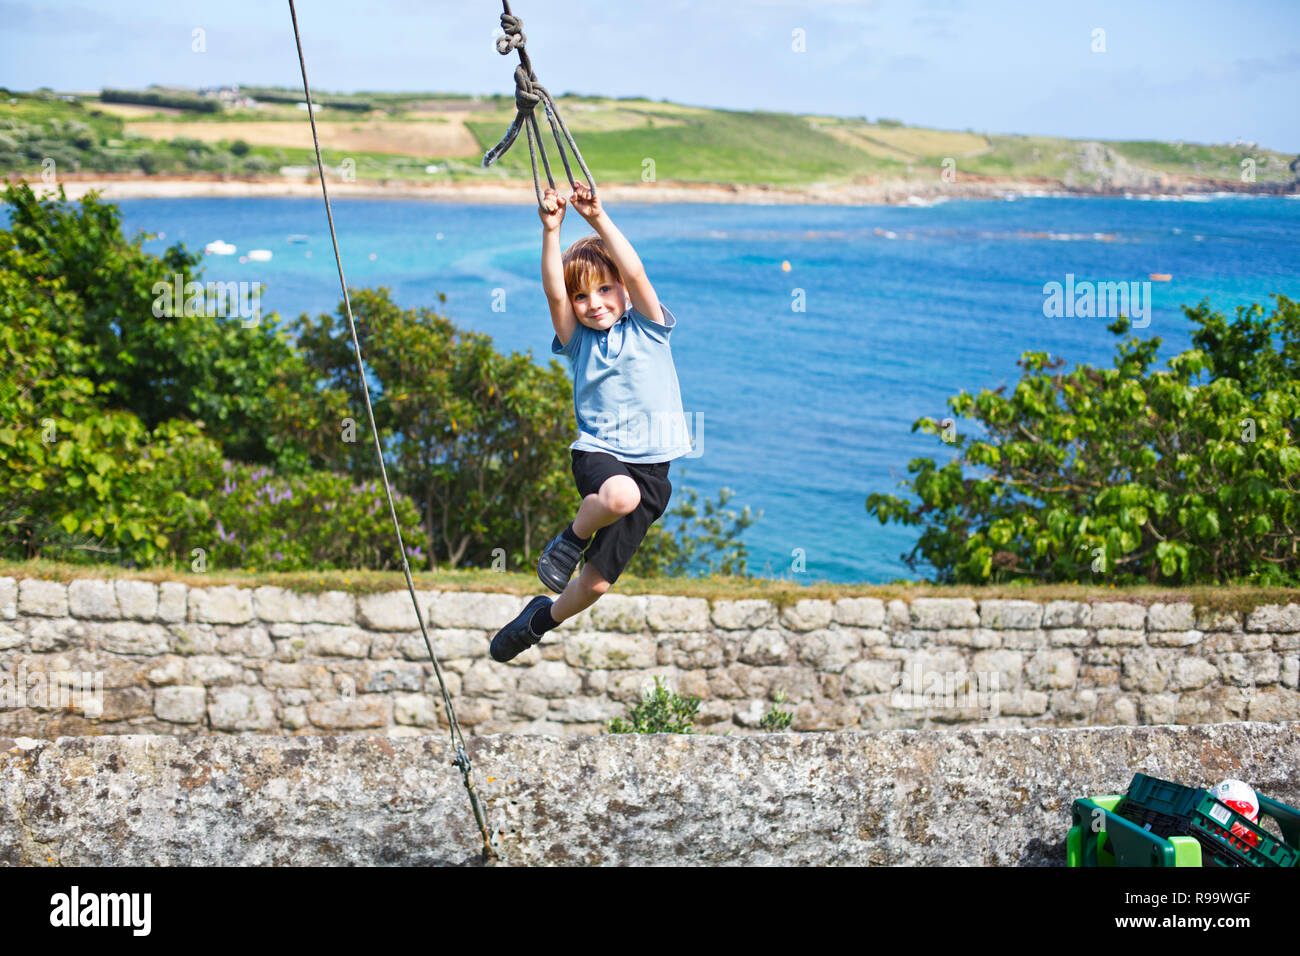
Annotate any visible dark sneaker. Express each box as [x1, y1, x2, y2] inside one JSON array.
[[537, 531, 585, 593], [490, 595, 553, 663]]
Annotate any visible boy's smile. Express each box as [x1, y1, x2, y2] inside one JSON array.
[[572, 275, 630, 331]]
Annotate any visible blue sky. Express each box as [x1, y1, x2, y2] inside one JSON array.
[[3, 0, 1298, 151]]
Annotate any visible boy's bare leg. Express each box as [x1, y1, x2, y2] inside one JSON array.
[[547, 475, 638, 622], [551, 561, 611, 622], [571, 476, 640, 540]]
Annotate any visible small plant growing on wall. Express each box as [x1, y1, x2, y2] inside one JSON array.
[[759, 689, 794, 732], [607, 676, 700, 734]]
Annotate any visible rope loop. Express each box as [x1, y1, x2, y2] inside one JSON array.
[[495, 13, 525, 54]]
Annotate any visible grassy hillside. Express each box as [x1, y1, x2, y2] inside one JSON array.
[[2, 88, 1296, 189]]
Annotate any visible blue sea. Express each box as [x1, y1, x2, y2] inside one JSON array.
[[65, 194, 1300, 582]]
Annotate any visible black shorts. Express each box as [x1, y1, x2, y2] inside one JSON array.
[[571, 450, 672, 586]]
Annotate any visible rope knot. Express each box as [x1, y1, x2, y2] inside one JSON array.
[[512, 64, 541, 114], [495, 13, 525, 55], [481, 1, 597, 210]]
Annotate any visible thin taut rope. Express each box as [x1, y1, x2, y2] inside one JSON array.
[[287, 0, 497, 862]]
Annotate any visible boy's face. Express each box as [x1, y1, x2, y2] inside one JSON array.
[[571, 273, 630, 331]]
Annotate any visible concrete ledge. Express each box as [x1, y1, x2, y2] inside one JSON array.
[[4, 722, 1297, 866]]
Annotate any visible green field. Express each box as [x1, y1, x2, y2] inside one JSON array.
[[2, 87, 1295, 189]]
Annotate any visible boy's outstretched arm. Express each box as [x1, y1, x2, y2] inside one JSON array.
[[540, 188, 577, 345], [570, 183, 663, 324]]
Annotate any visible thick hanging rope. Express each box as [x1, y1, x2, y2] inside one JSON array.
[[287, 0, 497, 863], [482, 0, 597, 209]]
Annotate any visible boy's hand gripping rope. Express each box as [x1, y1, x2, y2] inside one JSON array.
[[482, 0, 597, 210], [287, 0, 498, 863]]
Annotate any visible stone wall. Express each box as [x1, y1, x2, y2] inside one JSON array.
[[3, 722, 1297, 865], [2, 576, 1298, 737]]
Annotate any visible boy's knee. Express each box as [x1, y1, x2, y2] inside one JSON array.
[[598, 476, 640, 515], [582, 564, 612, 594]]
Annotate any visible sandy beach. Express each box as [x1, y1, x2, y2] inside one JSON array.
[[14, 172, 1286, 207]]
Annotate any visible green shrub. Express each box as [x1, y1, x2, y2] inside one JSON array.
[[206, 463, 425, 572], [627, 482, 760, 578], [1, 256, 219, 565], [759, 690, 794, 732], [230, 138, 251, 157], [607, 677, 700, 734], [867, 297, 1300, 584], [168, 135, 205, 152], [101, 88, 220, 113], [2, 181, 319, 472], [285, 286, 576, 569], [0, 184, 421, 570], [0, 278, 419, 571]]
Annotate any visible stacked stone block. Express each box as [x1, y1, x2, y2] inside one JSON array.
[[1, 577, 1297, 737]]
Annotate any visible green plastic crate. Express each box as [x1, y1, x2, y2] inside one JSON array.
[[1069, 795, 1203, 867], [1068, 775, 1300, 868], [1119, 772, 1300, 868], [1121, 772, 1204, 821]]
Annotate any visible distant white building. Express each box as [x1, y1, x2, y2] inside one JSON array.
[[199, 84, 257, 109]]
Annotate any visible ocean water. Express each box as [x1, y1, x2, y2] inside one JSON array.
[[66, 194, 1300, 582]]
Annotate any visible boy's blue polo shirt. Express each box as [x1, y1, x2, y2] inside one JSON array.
[[551, 302, 694, 463]]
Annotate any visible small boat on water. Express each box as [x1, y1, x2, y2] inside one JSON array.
[[287, 234, 309, 243], [247, 249, 273, 262], [204, 240, 236, 255], [1149, 273, 1172, 281]]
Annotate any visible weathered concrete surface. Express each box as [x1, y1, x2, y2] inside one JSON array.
[[1, 723, 1296, 866]]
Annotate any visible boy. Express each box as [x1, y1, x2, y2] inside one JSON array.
[[490, 182, 694, 662]]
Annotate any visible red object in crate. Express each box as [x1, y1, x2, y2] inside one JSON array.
[[1209, 779, 1261, 848]]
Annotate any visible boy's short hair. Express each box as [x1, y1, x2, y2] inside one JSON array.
[[562, 235, 623, 299]]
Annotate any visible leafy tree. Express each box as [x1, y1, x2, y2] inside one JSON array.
[[2, 182, 317, 471], [2, 182, 762, 577], [867, 297, 1300, 584], [283, 287, 575, 568], [0, 194, 421, 570], [1, 244, 218, 564]]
